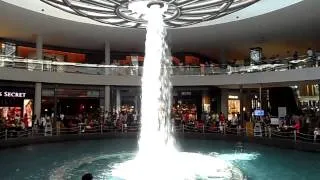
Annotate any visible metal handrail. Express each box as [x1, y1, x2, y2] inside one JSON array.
[[1, 55, 317, 76], [0, 125, 319, 144]]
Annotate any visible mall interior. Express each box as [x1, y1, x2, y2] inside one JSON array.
[[0, 0, 320, 133], [2, 0, 320, 179]]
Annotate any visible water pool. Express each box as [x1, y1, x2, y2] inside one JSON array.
[[0, 139, 319, 180]]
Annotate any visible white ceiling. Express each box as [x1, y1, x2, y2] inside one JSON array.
[[0, 0, 319, 58]]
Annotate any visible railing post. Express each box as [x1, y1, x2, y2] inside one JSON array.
[[182, 124, 184, 133], [268, 126, 272, 139], [223, 125, 226, 135], [264, 127, 268, 137], [293, 130, 297, 143], [79, 124, 81, 134], [100, 123, 103, 134], [202, 124, 205, 134], [314, 134, 317, 143], [5, 129, 8, 140]]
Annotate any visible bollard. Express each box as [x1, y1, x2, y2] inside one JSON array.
[[202, 125, 205, 134], [5, 129, 8, 140], [314, 134, 317, 143], [182, 124, 184, 133], [79, 124, 81, 134], [293, 130, 297, 143], [100, 124, 103, 134], [223, 125, 226, 135], [122, 124, 124, 133]]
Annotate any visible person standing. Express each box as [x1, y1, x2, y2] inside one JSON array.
[[219, 112, 225, 133], [56, 113, 64, 135]]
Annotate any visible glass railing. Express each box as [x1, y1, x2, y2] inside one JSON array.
[[0, 55, 316, 76]]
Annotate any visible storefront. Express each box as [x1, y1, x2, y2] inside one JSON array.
[[41, 84, 105, 119], [110, 86, 221, 119], [173, 87, 221, 120], [0, 39, 105, 64], [0, 41, 16, 56], [17, 46, 86, 63], [0, 86, 34, 127], [227, 94, 240, 120], [110, 86, 141, 113]]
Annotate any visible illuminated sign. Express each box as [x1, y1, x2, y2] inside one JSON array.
[[228, 95, 238, 99], [0, 91, 26, 98]]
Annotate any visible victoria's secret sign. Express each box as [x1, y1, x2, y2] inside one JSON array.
[[0, 91, 27, 98]]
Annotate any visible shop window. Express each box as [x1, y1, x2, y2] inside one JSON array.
[[1, 42, 16, 56], [17, 46, 86, 62], [228, 99, 240, 120]]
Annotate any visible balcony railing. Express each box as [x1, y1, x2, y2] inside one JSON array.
[[0, 55, 316, 76], [1, 124, 319, 144]]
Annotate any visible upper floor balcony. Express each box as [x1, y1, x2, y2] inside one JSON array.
[[1, 55, 320, 86]]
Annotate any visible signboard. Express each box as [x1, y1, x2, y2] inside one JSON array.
[[254, 109, 264, 116], [0, 91, 26, 98], [250, 47, 262, 64], [278, 107, 287, 118], [270, 117, 279, 125]]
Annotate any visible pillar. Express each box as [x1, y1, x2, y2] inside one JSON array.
[[105, 41, 111, 64], [239, 85, 244, 125], [116, 89, 121, 112], [36, 35, 43, 60], [134, 96, 138, 112], [34, 82, 42, 119], [318, 84, 320, 102], [104, 86, 111, 112], [220, 89, 228, 116], [219, 48, 227, 65], [105, 41, 111, 75], [259, 84, 262, 108], [53, 85, 58, 116]]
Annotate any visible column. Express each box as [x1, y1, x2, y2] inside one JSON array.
[[53, 85, 58, 116], [34, 82, 42, 119], [318, 84, 320, 102], [259, 84, 262, 108], [134, 96, 138, 112], [239, 85, 244, 125], [220, 89, 228, 116], [35, 35, 43, 71], [104, 86, 111, 112], [116, 89, 121, 112], [219, 48, 226, 64], [105, 41, 111, 75], [36, 35, 43, 60]]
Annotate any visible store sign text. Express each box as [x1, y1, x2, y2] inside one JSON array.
[[0, 91, 26, 98]]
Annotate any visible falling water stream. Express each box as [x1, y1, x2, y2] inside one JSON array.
[[111, 5, 245, 180], [49, 4, 249, 180], [139, 5, 174, 156]]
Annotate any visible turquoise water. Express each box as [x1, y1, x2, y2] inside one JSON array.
[[0, 139, 319, 180]]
